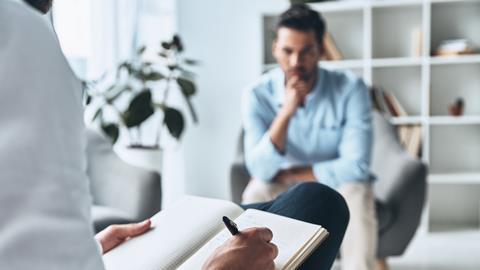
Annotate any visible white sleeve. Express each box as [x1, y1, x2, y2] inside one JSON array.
[[0, 1, 105, 269]]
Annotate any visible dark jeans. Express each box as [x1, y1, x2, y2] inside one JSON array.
[[242, 182, 349, 270]]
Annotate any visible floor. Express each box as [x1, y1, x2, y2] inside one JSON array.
[[332, 229, 480, 270]]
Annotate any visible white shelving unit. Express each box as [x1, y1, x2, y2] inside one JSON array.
[[261, 0, 480, 232]]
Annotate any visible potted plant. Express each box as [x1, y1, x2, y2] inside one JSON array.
[[86, 35, 198, 171]]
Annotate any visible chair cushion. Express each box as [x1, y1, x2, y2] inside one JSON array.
[[375, 200, 394, 234], [91, 205, 135, 233]]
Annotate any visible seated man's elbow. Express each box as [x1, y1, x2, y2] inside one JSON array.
[[246, 163, 275, 183], [351, 161, 371, 182]]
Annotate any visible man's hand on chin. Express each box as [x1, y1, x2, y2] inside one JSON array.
[[95, 219, 152, 254]]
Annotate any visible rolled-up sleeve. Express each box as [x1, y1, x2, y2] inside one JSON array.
[[241, 87, 284, 182], [312, 78, 373, 188]]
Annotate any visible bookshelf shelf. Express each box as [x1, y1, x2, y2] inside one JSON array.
[[261, 0, 480, 232], [429, 54, 480, 65], [371, 0, 423, 8], [321, 59, 364, 69], [430, 0, 479, 3], [371, 57, 422, 67], [389, 116, 424, 125], [428, 116, 480, 125], [429, 173, 480, 184], [309, 2, 365, 12]]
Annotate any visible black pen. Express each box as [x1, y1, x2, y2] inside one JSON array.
[[222, 216, 240, 235]]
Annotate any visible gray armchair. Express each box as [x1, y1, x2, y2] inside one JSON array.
[[230, 111, 427, 264], [86, 129, 162, 232]]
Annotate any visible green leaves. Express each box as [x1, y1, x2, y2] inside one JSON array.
[[105, 85, 130, 104], [92, 107, 103, 122], [137, 45, 146, 55], [163, 107, 184, 139], [177, 77, 198, 123], [118, 61, 133, 74], [85, 95, 92, 105], [177, 77, 196, 97], [86, 34, 198, 146], [161, 35, 184, 52], [123, 90, 154, 128], [184, 59, 199, 66], [172, 35, 184, 52], [158, 52, 168, 58], [142, 71, 165, 81], [131, 68, 165, 82], [161, 42, 171, 50], [101, 123, 119, 144]]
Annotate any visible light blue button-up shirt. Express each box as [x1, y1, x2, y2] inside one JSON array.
[[241, 67, 374, 188]]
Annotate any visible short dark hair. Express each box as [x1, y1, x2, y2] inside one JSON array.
[[24, 0, 53, 14], [276, 4, 326, 46]]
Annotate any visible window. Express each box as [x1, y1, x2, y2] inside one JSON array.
[[52, 0, 91, 79], [52, 0, 175, 80]]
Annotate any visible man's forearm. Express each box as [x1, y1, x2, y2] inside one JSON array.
[[274, 166, 317, 185], [268, 110, 293, 153], [290, 166, 316, 182]]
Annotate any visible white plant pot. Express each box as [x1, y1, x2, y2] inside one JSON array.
[[114, 145, 186, 208], [114, 146, 163, 173]]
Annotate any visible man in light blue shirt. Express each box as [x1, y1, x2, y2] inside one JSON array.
[[241, 5, 377, 270]]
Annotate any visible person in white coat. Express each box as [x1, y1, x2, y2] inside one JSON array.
[[0, 1, 280, 269], [0, 1, 155, 269]]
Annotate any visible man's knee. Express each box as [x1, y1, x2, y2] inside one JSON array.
[[242, 179, 287, 204], [289, 182, 350, 225]]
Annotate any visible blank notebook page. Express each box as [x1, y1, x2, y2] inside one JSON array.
[[179, 209, 324, 270]]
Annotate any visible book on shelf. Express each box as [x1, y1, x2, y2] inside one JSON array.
[[370, 86, 422, 157], [102, 196, 329, 270], [434, 38, 477, 56], [407, 125, 422, 157], [398, 125, 413, 150], [383, 91, 408, 117], [411, 28, 423, 57], [322, 32, 343, 61]]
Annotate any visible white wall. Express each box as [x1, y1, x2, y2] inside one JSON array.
[[177, 0, 289, 199]]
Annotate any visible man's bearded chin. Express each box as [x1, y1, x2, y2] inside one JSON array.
[[287, 68, 314, 82], [25, 0, 53, 14]]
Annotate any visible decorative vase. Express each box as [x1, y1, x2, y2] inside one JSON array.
[[114, 145, 186, 208], [114, 146, 163, 173]]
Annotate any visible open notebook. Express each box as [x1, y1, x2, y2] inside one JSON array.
[[103, 196, 328, 270]]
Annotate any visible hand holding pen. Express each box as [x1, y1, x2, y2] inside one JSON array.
[[202, 216, 278, 270], [222, 216, 240, 235]]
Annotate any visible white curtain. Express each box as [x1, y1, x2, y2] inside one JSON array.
[[87, 0, 141, 80], [87, 0, 176, 80]]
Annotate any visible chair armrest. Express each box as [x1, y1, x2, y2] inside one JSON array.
[[86, 129, 162, 221], [89, 162, 162, 221], [374, 153, 428, 257], [230, 162, 251, 204], [373, 152, 427, 206]]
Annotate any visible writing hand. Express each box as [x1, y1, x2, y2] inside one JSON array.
[[202, 227, 278, 270]]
